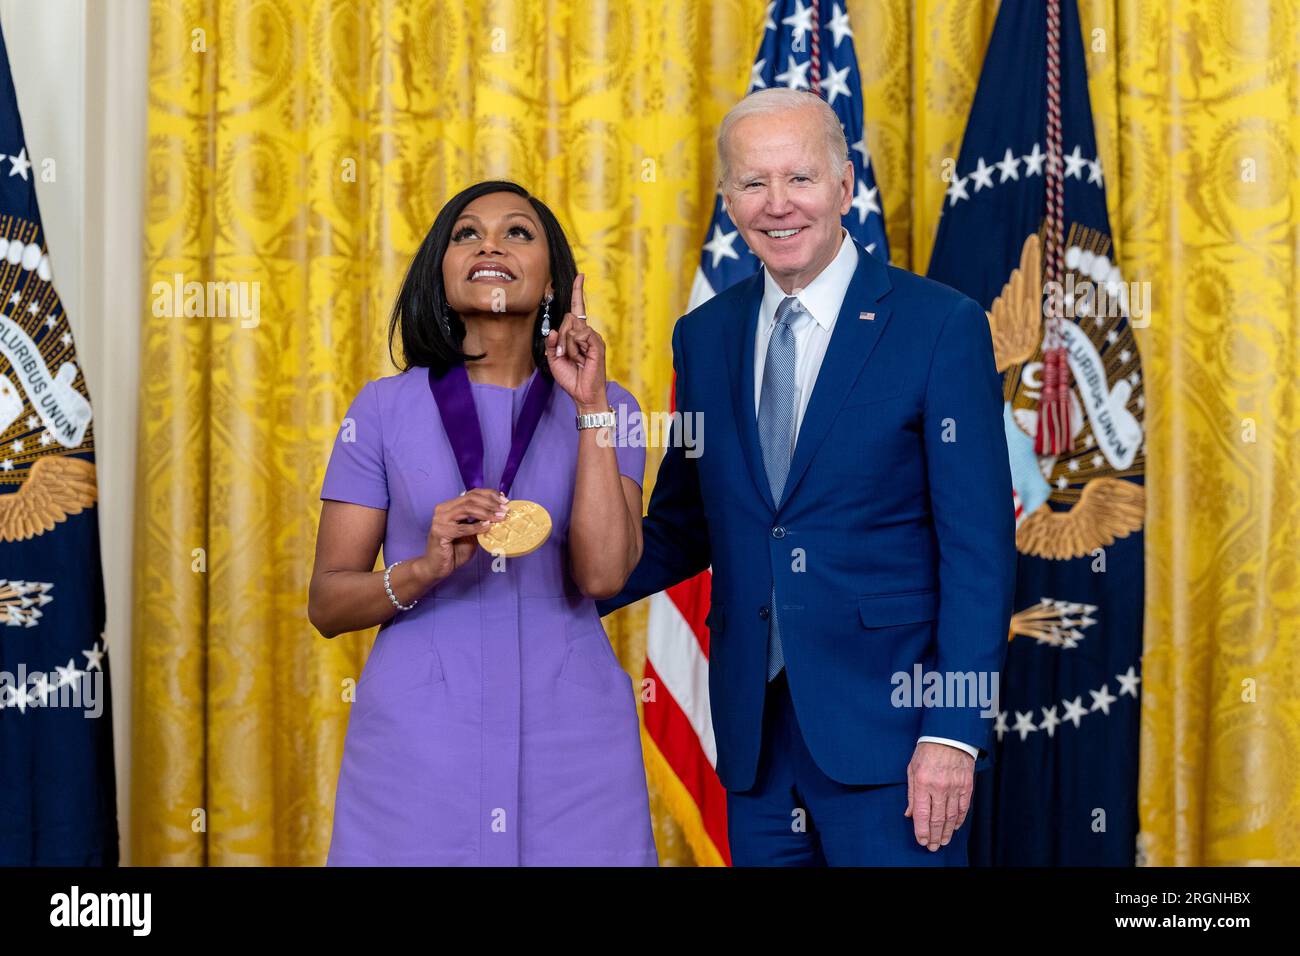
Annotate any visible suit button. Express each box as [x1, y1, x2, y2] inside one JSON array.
[[771, 526, 786, 538], [759, 605, 770, 621]]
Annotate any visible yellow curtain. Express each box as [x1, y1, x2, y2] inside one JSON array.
[[134, 0, 1300, 865]]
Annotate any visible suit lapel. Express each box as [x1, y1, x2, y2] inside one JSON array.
[[779, 244, 893, 509], [724, 271, 779, 514]]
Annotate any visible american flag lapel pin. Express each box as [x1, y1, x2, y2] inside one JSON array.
[[859, 311, 875, 321]]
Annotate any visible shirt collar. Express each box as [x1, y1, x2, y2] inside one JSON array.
[[760, 227, 859, 332]]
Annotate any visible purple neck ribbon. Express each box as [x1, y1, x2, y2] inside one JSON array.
[[428, 364, 553, 496]]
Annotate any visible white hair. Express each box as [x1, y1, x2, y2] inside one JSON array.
[[716, 89, 850, 188]]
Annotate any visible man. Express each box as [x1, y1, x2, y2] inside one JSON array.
[[598, 89, 1016, 866]]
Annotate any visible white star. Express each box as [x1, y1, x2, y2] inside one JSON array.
[[782, 0, 815, 43], [1091, 453, 1104, 468], [8, 147, 31, 180], [1106, 329, 1119, 344], [61, 331, 73, 347], [40, 432, 52, 446], [27, 302, 38, 314], [995, 147, 1021, 182], [851, 137, 869, 164], [1039, 705, 1062, 737], [1128, 371, 1141, 387], [8, 292, 19, 305], [83, 642, 106, 672], [817, 64, 852, 105], [1012, 710, 1038, 741], [828, 3, 853, 47], [1061, 696, 1088, 727], [12, 682, 34, 713], [946, 175, 969, 206], [1056, 474, 1068, 489], [1067, 458, 1080, 472], [1023, 143, 1045, 176], [1116, 666, 1141, 697], [32, 674, 54, 705], [994, 710, 1008, 742], [1064, 145, 1087, 179], [1119, 348, 1131, 362], [1089, 683, 1118, 715], [56, 657, 84, 688], [702, 225, 740, 269], [10, 439, 22, 453], [763, 1, 776, 31], [775, 55, 811, 91], [850, 181, 880, 223], [25, 415, 37, 428], [1088, 157, 1104, 185], [749, 58, 767, 91], [969, 156, 995, 192]]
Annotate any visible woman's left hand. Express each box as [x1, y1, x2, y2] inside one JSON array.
[[545, 273, 608, 409]]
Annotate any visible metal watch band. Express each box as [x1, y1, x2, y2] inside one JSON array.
[[576, 408, 616, 430]]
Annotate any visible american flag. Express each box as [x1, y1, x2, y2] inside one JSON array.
[[643, 0, 888, 866]]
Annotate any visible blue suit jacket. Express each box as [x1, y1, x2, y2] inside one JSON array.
[[599, 239, 1016, 791]]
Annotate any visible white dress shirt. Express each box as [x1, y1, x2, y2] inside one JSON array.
[[752, 228, 981, 762]]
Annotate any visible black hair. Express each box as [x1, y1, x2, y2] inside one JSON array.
[[386, 180, 577, 377]]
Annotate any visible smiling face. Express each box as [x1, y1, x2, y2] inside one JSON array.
[[722, 105, 853, 293], [441, 191, 552, 317]]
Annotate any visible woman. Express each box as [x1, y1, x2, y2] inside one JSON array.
[[308, 181, 657, 866]]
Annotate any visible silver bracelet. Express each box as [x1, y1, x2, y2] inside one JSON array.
[[384, 560, 418, 611]]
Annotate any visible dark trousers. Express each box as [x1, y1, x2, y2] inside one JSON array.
[[726, 671, 973, 866]]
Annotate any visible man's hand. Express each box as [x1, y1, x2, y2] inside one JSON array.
[[904, 740, 975, 851]]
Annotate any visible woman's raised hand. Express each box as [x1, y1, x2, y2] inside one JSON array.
[[545, 273, 608, 409]]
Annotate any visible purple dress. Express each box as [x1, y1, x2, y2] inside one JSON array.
[[320, 366, 657, 866]]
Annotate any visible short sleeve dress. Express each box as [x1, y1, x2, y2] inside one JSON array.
[[320, 366, 657, 866]]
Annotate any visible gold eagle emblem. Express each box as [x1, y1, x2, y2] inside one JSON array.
[[985, 225, 1146, 561], [0, 454, 98, 542], [987, 233, 1043, 373], [1014, 477, 1145, 561]]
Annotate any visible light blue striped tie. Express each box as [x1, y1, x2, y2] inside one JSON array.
[[758, 295, 803, 682]]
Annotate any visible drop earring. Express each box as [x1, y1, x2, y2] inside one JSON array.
[[540, 294, 552, 336]]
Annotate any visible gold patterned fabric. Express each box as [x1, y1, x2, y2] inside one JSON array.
[[135, 0, 1300, 865]]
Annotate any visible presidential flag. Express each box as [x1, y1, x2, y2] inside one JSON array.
[[0, 22, 117, 865], [927, 0, 1145, 865], [643, 0, 888, 866]]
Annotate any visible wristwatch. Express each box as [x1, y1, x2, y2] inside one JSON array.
[[576, 406, 616, 430]]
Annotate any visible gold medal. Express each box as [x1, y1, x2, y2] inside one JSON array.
[[477, 499, 552, 558]]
